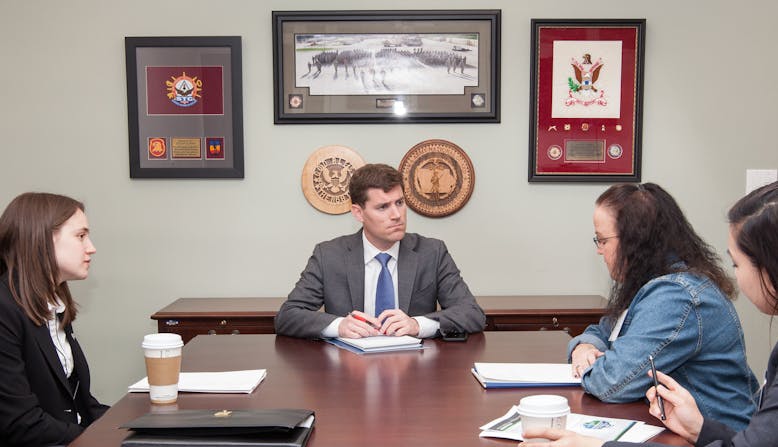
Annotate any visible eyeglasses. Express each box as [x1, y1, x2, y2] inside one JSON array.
[[592, 235, 618, 248]]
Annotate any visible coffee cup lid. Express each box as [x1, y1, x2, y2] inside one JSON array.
[[142, 333, 183, 349], [517, 395, 570, 417]]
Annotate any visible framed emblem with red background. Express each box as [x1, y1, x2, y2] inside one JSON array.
[[529, 19, 645, 182], [125, 36, 244, 178]]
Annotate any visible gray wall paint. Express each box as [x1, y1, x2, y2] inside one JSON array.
[[2, 0, 776, 404]]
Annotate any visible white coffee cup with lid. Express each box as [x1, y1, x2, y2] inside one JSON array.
[[518, 394, 570, 441], [142, 333, 183, 404]]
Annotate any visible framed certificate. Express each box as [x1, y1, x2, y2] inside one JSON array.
[[125, 36, 244, 178], [528, 19, 645, 182]]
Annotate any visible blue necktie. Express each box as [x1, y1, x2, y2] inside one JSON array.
[[374, 253, 395, 317]]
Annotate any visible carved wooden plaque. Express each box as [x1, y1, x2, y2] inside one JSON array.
[[301, 145, 365, 214], [399, 139, 475, 218]]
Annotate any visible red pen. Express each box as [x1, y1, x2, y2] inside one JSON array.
[[349, 312, 380, 330]]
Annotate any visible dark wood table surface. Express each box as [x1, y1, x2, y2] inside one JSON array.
[[70, 332, 687, 446]]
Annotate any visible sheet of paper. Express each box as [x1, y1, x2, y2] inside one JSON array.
[[299, 415, 315, 429], [616, 423, 665, 442], [473, 362, 580, 384], [128, 369, 267, 394]]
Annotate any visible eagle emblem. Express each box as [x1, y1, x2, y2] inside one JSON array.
[[318, 160, 354, 196], [566, 53, 607, 107]]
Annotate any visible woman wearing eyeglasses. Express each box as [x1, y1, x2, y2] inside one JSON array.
[[527, 182, 778, 446], [566, 183, 757, 430]]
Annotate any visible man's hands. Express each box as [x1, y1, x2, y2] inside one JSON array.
[[337, 309, 420, 338], [376, 309, 420, 336], [338, 311, 381, 338]]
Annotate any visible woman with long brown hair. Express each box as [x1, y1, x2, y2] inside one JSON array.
[[567, 183, 757, 429], [0, 192, 108, 446], [526, 181, 778, 446]]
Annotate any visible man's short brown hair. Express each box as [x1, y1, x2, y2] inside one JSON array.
[[349, 163, 403, 207]]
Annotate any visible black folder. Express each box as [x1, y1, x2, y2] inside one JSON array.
[[120, 409, 314, 447]]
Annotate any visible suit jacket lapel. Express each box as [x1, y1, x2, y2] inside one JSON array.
[[32, 321, 72, 395], [346, 231, 366, 312], [397, 234, 418, 312]]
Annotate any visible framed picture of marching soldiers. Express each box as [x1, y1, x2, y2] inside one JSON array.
[[272, 10, 501, 124], [528, 19, 645, 183], [125, 36, 244, 178]]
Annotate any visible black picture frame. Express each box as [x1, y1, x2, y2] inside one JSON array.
[[125, 36, 244, 178], [272, 10, 501, 124], [528, 19, 645, 183]]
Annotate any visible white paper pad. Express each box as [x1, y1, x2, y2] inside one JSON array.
[[128, 369, 267, 394]]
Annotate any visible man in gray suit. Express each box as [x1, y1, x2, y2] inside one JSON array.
[[275, 163, 485, 339]]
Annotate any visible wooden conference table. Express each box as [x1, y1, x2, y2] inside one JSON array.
[[70, 332, 687, 446], [151, 295, 609, 342]]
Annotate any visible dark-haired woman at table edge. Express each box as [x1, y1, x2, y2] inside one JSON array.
[[567, 183, 757, 430], [0, 193, 108, 446], [526, 181, 778, 447]]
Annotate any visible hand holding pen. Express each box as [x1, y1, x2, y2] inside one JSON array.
[[648, 355, 666, 420], [338, 311, 382, 338], [645, 369, 705, 444], [349, 311, 381, 329]]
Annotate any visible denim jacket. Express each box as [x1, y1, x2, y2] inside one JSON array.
[[568, 271, 758, 430]]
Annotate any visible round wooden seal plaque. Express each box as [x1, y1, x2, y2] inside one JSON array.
[[301, 145, 366, 214], [399, 139, 475, 218]]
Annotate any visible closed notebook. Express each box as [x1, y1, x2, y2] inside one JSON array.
[[333, 335, 422, 351], [120, 409, 314, 447]]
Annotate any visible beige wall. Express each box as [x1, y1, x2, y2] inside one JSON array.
[[1, 0, 776, 404]]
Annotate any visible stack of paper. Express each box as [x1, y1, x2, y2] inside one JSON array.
[[479, 406, 664, 442], [472, 363, 581, 388], [326, 335, 423, 354], [128, 369, 267, 394]]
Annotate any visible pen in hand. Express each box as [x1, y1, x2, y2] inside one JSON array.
[[649, 355, 666, 420], [349, 312, 380, 330]]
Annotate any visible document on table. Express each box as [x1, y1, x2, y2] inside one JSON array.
[[128, 369, 267, 394], [325, 335, 423, 354], [472, 362, 581, 388], [479, 406, 664, 442], [120, 409, 314, 447]]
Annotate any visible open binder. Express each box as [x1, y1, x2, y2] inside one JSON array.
[[120, 409, 314, 447]]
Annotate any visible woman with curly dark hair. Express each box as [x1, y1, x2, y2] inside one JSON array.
[[567, 183, 757, 430]]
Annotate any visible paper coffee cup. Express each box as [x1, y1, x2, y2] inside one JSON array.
[[142, 333, 183, 404], [518, 395, 570, 441]]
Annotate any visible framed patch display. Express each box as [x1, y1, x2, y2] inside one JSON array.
[[125, 36, 244, 178]]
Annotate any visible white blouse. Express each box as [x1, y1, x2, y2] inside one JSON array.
[[46, 299, 74, 378]]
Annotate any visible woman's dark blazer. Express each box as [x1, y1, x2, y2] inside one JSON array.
[[0, 274, 108, 446]]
